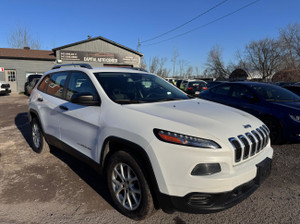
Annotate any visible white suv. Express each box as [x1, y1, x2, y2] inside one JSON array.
[[0, 80, 11, 95], [28, 64, 273, 220]]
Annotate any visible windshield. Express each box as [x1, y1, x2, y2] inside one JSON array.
[[94, 72, 189, 104], [251, 84, 300, 102]]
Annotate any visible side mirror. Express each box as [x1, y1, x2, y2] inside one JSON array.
[[71, 92, 101, 106]]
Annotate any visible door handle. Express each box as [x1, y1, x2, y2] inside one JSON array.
[[37, 97, 43, 102], [59, 105, 69, 111]]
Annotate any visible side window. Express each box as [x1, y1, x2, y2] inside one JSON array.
[[38, 75, 50, 92], [230, 85, 252, 99], [38, 72, 68, 98], [211, 84, 231, 96], [66, 72, 98, 102], [46, 72, 68, 98]]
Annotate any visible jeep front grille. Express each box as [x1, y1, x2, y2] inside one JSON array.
[[229, 125, 270, 163]]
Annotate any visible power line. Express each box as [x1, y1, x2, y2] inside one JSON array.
[[141, 0, 229, 44], [142, 0, 260, 47]]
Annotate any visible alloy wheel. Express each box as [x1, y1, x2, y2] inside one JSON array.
[[111, 162, 141, 211], [32, 123, 41, 149]]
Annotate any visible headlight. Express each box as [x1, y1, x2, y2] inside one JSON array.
[[153, 129, 221, 149], [289, 114, 300, 122]]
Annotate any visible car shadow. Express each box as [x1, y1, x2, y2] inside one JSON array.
[[14, 112, 114, 208], [15, 112, 32, 147], [49, 147, 114, 207]]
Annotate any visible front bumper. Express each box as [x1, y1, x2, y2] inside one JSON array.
[[0, 89, 11, 94], [149, 136, 273, 197], [160, 157, 272, 213]]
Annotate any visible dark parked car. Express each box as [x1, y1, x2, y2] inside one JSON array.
[[179, 80, 189, 91], [185, 80, 207, 96], [199, 82, 300, 144], [26, 78, 41, 95], [282, 85, 300, 96], [175, 79, 183, 88], [24, 74, 42, 95], [206, 81, 228, 89]]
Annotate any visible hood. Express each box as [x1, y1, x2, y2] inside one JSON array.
[[125, 99, 263, 142], [271, 101, 300, 111]]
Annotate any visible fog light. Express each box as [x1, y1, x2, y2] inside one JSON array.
[[191, 163, 221, 176]]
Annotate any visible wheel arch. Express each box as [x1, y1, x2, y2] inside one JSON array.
[[259, 113, 284, 144], [100, 136, 170, 211], [28, 109, 46, 135], [28, 109, 39, 123], [259, 113, 283, 128]]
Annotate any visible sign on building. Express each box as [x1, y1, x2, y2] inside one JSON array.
[[60, 50, 118, 63], [60, 50, 139, 65]]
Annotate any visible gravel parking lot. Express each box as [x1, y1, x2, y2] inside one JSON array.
[[0, 94, 299, 224]]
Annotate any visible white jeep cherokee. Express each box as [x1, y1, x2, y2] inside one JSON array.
[[28, 64, 273, 220]]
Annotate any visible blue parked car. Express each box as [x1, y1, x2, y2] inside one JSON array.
[[199, 82, 300, 144]]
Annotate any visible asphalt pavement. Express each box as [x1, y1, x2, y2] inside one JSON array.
[[0, 93, 299, 224]]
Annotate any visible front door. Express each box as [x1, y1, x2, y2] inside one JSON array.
[[5, 70, 17, 92], [59, 71, 101, 159]]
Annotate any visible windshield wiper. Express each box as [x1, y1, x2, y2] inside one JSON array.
[[115, 99, 147, 104], [156, 98, 187, 102]]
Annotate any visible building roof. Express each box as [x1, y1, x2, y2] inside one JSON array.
[[52, 36, 143, 57], [0, 48, 56, 61]]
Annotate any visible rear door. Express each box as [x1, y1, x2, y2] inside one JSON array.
[[228, 84, 262, 116], [35, 71, 69, 140], [207, 83, 233, 104]]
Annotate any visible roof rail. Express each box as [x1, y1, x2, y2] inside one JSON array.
[[125, 67, 148, 72], [52, 63, 92, 70]]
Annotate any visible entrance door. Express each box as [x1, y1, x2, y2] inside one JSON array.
[[5, 70, 17, 92]]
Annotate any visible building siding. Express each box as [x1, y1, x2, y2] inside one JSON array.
[[0, 37, 142, 93], [0, 59, 54, 92]]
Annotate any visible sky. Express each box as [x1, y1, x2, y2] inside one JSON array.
[[0, 0, 300, 75]]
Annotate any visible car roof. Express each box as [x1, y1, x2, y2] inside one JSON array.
[[219, 81, 275, 87], [187, 80, 206, 83], [47, 65, 150, 75], [91, 67, 149, 73], [28, 74, 42, 78]]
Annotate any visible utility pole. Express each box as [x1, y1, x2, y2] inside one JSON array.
[[137, 38, 141, 52]]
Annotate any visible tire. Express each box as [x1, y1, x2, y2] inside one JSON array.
[[30, 118, 50, 154], [263, 117, 283, 145], [106, 151, 155, 220]]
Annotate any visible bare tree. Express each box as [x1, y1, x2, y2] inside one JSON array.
[[159, 68, 171, 78], [194, 66, 201, 78], [157, 57, 170, 77], [8, 26, 41, 49], [244, 38, 282, 80], [140, 57, 147, 70], [205, 45, 229, 79], [149, 57, 159, 74], [278, 23, 300, 69], [185, 66, 194, 79], [148, 56, 170, 77], [178, 59, 187, 78], [171, 48, 179, 77]]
